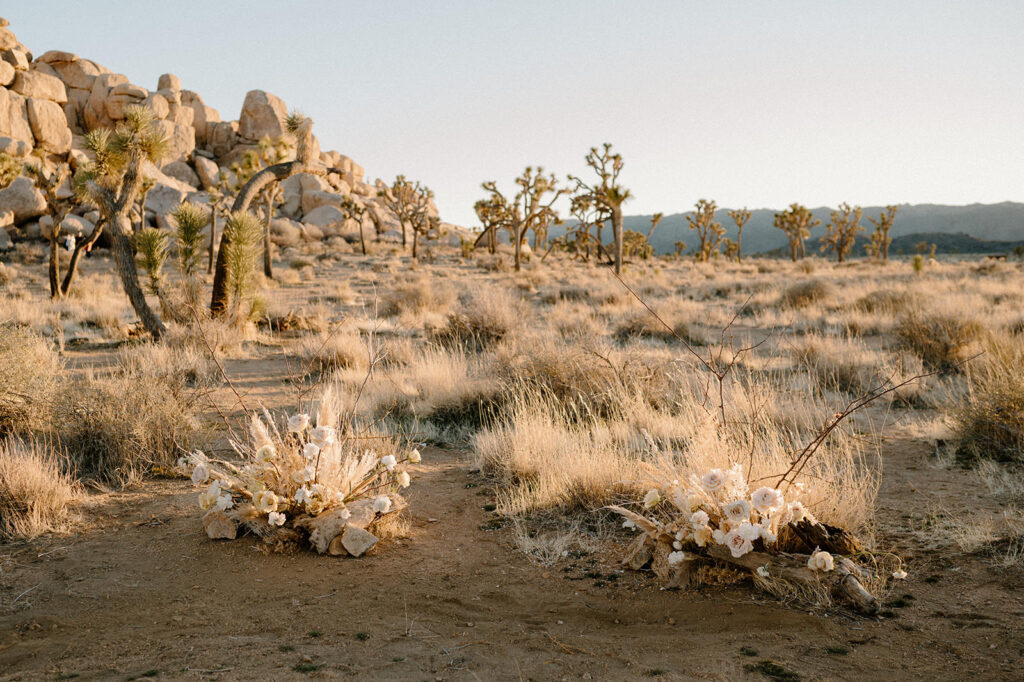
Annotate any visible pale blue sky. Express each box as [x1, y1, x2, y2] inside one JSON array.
[[9, 1, 1024, 225]]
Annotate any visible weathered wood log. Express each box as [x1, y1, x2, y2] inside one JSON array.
[[202, 510, 237, 540], [790, 519, 864, 556], [622, 533, 655, 571]]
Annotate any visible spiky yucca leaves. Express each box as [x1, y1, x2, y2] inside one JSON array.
[[172, 202, 210, 277], [285, 110, 314, 166], [134, 228, 169, 295], [221, 210, 262, 317], [73, 107, 168, 207]]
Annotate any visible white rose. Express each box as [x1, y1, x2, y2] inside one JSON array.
[[724, 529, 754, 558], [397, 471, 411, 488], [807, 550, 834, 572], [381, 455, 397, 471], [643, 489, 662, 509], [303, 443, 320, 460], [310, 425, 336, 449], [268, 511, 286, 527], [294, 486, 312, 505], [750, 486, 785, 514], [756, 565, 770, 578], [191, 463, 210, 485], [667, 550, 686, 566], [254, 490, 279, 513], [702, 469, 725, 493], [892, 569, 908, 580], [214, 493, 233, 512], [255, 445, 276, 463], [690, 510, 709, 528], [198, 480, 222, 509], [408, 449, 422, 464], [373, 496, 392, 514], [736, 521, 761, 542], [723, 500, 751, 524], [288, 414, 310, 433]]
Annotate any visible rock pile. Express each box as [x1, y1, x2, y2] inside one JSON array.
[[0, 17, 468, 252]]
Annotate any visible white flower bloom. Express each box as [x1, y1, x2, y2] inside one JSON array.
[[255, 444, 276, 463], [303, 443, 321, 460], [397, 471, 411, 488], [339, 507, 351, 520], [723, 500, 751, 524], [291, 465, 315, 485], [723, 529, 754, 558], [672, 541, 682, 550], [750, 486, 785, 514], [736, 521, 761, 542], [373, 496, 392, 514], [643, 489, 662, 509], [667, 550, 686, 566], [808, 550, 834, 572], [198, 480, 222, 510], [287, 413, 310, 433], [759, 526, 777, 544], [892, 569, 908, 580], [685, 490, 703, 510], [408, 449, 422, 464], [310, 425, 335, 449], [381, 455, 397, 471], [712, 528, 726, 544], [191, 463, 210, 485], [690, 510, 710, 528], [268, 511, 286, 527], [692, 525, 712, 547], [214, 493, 233, 512], [701, 469, 725, 493], [756, 565, 770, 578], [294, 486, 312, 505], [253, 490, 279, 514], [622, 519, 636, 530]]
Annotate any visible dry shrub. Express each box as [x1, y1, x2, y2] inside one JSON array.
[[791, 334, 879, 395], [0, 438, 77, 540], [0, 325, 62, 436], [436, 287, 526, 349], [955, 335, 1024, 463], [779, 279, 831, 309], [118, 342, 220, 389], [614, 310, 697, 345], [897, 313, 983, 372], [59, 372, 200, 486], [852, 289, 918, 315], [381, 277, 454, 317], [296, 331, 368, 379]]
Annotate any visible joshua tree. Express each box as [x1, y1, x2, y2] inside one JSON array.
[[206, 173, 232, 274], [569, 143, 631, 274], [480, 167, 566, 272], [773, 203, 820, 262], [133, 176, 155, 233], [377, 175, 435, 260], [687, 199, 725, 262], [73, 105, 169, 339], [820, 202, 863, 263], [22, 162, 78, 298], [211, 113, 315, 316], [260, 183, 282, 279], [647, 212, 664, 239], [866, 205, 898, 261], [339, 194, 369, 255], [473, 194, 511, 255], [727, 207, 751, 262]]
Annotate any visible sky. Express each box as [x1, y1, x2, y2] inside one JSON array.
[[9, 1, 1024, 226]]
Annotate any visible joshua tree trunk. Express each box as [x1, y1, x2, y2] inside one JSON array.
[[47, 232, 61, 299], [110, 214, 166, 339], [208, 208, 217, 274], [60, 221, 104, 296], [611, 205, 624, 275], [412, 227, 419, 260], [737, 228, 743, 263], [358, 215, 367, 255], [400, 221, 407, 248], [263, 192, 274, 279], [514, 223, 524, 272]]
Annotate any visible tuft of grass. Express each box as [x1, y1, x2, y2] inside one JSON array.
[[0, 438, 77, 540], [779, 279, 830, 309], [955, 335, 1024, 463], [744, 660, 800, 681], [354, 631, 370, 641], [436, 286, 526, 350], [0, 325, 62, 436], [896, 314, 982, 372]]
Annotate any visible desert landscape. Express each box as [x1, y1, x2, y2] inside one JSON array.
[[2, 6, 1024, 682]]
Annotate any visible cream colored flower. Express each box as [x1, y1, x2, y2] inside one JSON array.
[[892, 569, 908, 580], [306, 497, 326, 515], [756, 565, 770, 578], [750, 486, 785, 514], [622, 519, 636, 530], [736, 521, 761, 542], [712, 528, 726, 544], [807, 549, 834, 572], [723, 500, 751, 524], [373, 496, 392, 514], [339, 507, 352, 520], [692, 525, 712, 547], [381, 455, 397, 471], [723, 529, 754, 558], [255, 444, 276, 463], [310, 425, 336, 449], [214, 493, 233, 512], [291, 465, 315, 485], [294, 486, 312, 505], [268, 511, 286, 526], [701, 469, 725, 493], [287, 413, 310, 433], [672, 540, 682, 550], [198, 480, 221, 510], [667, 550, 686, 566], [643, 489, 662, 509], [397, 471, 411, 488], [303, 443, 320, 460], [690, 510, 709, 528], [408, 449, 422, 464], [254, 490, 279, 514], [191, 462, 210, 485]]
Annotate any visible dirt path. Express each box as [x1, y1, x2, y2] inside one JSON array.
[[2, 362, 1022, 680]]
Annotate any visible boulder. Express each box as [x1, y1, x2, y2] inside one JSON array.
[[193, 155, 221, 190], [279, 174, 301, 217], [146, 181, 189, 216], [157, 73, 180, 93], [104, 83, 147, 120], [26, 97, 71, 153], [0, 27, 16, 51], [238, 89, 286, 142], [202, 510, 237, 540], [2, 48, 29, 71], [0, 176, 46, 222], [181, 89, 220, 147], [206, 119, 237, 157], [162, 160, 199, 187], [154, 119, 195, 165], [301, 223, 324, 241], [0, 136, 31, 157], [301, 189, 344, 215], [59, 214, 95, 238], [0, 61, 13, 86], [0, 209, 12, 227], [83, 72, 128, 129], [301, 204, 345, 229], [141, 93, 169, 119], [12, 70, 66, 103], [0, 227, 10, 251], [269, 217, 303, 248], [43, 53, 103, 91], [0, 88, 34, 145]]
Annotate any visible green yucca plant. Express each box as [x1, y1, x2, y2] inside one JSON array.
[[221, 210, 262, 318], [134, 227, 169, 296], [172, 202, 210, 278]]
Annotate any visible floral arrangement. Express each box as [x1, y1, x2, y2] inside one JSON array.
[[179, 387, 420, 557], [613, 462, 902, 613]]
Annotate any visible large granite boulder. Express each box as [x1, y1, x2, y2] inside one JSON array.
[[12, 69, 66, 103], [238, 89, 286, 143], [0, 176, 46, 223], [26, 97, 71, 153]]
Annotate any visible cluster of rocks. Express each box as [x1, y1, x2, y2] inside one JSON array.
[[0, 17, 469, 253]]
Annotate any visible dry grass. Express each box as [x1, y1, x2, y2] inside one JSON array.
[[779, 279, 832, 309], [0, 438, 77, 540], [955, 335, 1024, 463], [897, 313, 983, 372], [436, 286, 527, 350], [0, 325, 62, 436]]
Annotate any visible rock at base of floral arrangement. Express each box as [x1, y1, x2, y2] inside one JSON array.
[[302, 500, 377, 554], [203, 510, 237, 540], [336, 525, 378, 557]]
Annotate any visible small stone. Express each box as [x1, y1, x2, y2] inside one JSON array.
[[339, 525, 378, 557], [202, 510, 236, 540]]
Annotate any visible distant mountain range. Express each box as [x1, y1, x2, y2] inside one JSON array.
[[552, 202, 1024, 256]]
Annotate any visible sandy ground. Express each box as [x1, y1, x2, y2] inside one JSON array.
[[2, 350, 1023, 682]]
